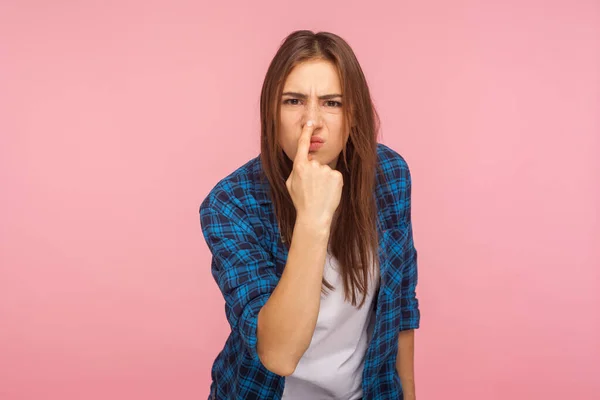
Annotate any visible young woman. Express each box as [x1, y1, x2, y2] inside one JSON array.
[[200, 30, 420, 400]]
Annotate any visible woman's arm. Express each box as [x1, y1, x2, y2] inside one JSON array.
[[201, 123, 342, 378], [201, 201, 331, 377], [258, 121, 343, 376], [381, 145, 420, 398], [257, 215, 330, 376], [397, 329, 416, 400]]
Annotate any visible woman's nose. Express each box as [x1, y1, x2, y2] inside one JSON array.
[[303, 102, 322, 125]]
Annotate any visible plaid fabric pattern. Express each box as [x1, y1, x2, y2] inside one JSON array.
[[199, 143, 420, 400]]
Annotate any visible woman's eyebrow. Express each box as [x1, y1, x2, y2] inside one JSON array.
[[282, 92, 343, 100]]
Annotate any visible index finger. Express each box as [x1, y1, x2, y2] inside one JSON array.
[[294, 120, 315, 165]]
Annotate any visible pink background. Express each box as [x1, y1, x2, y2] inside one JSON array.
[[1, 1, 598, 399]]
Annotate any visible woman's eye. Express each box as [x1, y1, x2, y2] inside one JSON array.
[[325, 101, 342, 107]]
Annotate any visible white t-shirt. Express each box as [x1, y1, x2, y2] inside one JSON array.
[[281, 248, 380, 400]]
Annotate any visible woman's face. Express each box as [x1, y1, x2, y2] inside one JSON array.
[[278, 59, 347, 170]]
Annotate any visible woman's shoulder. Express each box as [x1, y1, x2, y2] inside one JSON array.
[[375, 143, 413, 230], [376, 142, 412, 186], [199, 154, 268, 216]]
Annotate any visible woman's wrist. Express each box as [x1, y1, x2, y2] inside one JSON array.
[[294, 213, 332, 239]]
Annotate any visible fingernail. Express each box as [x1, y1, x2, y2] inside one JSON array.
[[307, 120, 313, 127]]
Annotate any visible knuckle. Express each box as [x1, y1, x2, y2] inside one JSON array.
[[333, 171, 343, 183]]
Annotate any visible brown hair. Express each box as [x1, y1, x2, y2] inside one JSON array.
[[259, 30, 381, 308]]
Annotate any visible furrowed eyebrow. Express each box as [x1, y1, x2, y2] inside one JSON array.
[[281, 92, 343, 100]]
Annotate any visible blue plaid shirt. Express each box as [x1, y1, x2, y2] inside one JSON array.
[[199, 143, 420, 400]]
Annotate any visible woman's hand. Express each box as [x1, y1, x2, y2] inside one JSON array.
[[285, 120, 343, 227]]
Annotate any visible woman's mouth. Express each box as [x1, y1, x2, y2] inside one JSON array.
[[309, 137, 325, 152], [309, 141, 324, 152]]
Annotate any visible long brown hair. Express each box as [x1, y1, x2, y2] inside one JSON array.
[[260, 30, 381, 308]]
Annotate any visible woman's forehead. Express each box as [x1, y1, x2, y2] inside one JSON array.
[[283, 60, 342, 93]]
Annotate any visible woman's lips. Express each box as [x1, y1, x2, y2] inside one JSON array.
[[309, 141, 324, 152]]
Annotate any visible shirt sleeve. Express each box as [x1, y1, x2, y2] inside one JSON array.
[[199, 196, 279, 363], [398, 220, 420, 331], [390, 155, 420, 331]]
